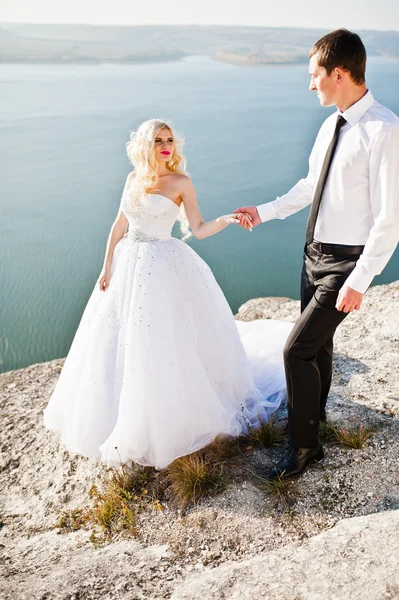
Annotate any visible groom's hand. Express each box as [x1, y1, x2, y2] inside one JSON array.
[[336, 285, 364, 313], [234, 206, 261, 228]]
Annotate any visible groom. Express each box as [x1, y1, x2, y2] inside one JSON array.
[[235, 28, 399, 480]]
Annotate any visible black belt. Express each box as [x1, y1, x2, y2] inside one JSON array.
[[310, 239, 365, 256]]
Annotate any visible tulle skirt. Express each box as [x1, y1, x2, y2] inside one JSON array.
[[43, 235, 292, 469]]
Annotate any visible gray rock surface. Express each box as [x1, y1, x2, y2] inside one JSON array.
[[171, 509, 399, 600], [1, 281, 398, 599]]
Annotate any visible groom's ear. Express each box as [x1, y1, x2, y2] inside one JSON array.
[[335, 66, 348, 83]]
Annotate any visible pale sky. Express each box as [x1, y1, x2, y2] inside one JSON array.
[[0, 0, 398, 31]]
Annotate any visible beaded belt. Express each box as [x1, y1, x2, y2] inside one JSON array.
[[126, 230, 170, 243]]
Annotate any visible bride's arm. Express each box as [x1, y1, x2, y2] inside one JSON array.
[[98, 173, 131, 290], [181, 177, 250, 240]]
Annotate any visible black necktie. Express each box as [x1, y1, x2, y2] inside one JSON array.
[[305, 114, 347, 245]]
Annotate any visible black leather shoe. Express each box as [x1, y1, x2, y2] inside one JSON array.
[[263, 443, 324, 481]]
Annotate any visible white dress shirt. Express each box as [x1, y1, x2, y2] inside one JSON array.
[[257, 90, 399, 294]]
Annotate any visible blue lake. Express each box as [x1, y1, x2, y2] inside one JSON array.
[[1, 55, 398, 372]]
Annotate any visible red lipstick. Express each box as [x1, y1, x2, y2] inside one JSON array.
[[161, 151, 170, 155]]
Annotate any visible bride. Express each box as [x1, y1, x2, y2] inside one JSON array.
[[43, 118, 293, 469]]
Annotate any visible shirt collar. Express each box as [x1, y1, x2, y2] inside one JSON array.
[[338, 89, 375, 126]]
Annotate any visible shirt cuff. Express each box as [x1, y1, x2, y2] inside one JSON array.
[[257, 201, 278, 223], [344, 266, 373, 295]]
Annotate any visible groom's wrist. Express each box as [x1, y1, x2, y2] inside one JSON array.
[[344, 267, 372, 295], [257, 202, 277, 223]]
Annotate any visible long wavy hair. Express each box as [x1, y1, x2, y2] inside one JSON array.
[[126, 118, 191, 241]]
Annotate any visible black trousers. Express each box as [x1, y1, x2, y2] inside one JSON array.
[[283, 241, 363, 448]]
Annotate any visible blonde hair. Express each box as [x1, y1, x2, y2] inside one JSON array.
[[126, 118, 191, 241]]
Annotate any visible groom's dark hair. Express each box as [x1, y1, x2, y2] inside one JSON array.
[[309, 28, 366, 85]]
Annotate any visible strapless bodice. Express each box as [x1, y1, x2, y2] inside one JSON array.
[[120, 191, 180, 242]]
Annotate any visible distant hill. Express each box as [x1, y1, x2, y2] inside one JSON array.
[[0, 24, 398, 65]]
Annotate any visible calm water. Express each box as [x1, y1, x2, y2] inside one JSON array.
[[1, 56, 399, 373]]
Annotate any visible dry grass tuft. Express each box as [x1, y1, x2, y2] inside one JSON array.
[[55, 462, 167, 546], [165, 434, 243, 506], [87, 462, 167, 537], [201, 434, 241, 461], [167, 453, 226, 506], [335, 424, 376, 449], [88, 483, 137, 535], [318, 419, 340, 444], [319, 420, 376, 449], [246, 416, 288, 448], [55, 508, 90, 532], [259, 472, 298, 508]]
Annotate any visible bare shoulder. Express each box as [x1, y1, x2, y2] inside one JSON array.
[[123, 171, 136, 191], [170, 173, 191, 183], [174, 173, 194, 193]]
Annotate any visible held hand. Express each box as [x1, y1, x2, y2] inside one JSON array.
[[99, 269, 111, 292], [336, 285, 363, 313], [218, 213, 253, 230], [233, 206, 261, 228], [235, 212, 253, 230]]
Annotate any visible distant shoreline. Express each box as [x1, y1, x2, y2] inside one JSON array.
[[211, 52, 308, 67], [0, 55, 306, 67], [1, 54, 397, 68], [0, 52, 188, 66], [1, 24, 398, 66]]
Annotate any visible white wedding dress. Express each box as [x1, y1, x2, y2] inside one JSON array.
[[43, 190, 293, 469]]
